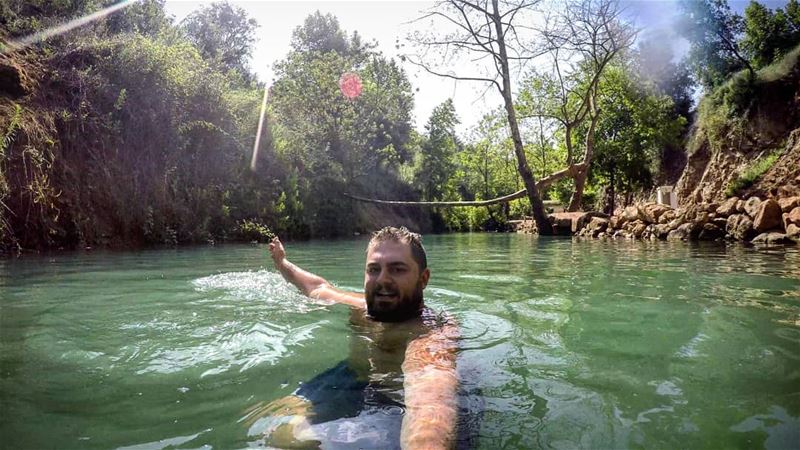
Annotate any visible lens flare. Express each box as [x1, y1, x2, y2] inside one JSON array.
[[339, 72, 363, 99]]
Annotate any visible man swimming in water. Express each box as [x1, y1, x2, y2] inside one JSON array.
[[261, 226, 459, 449]]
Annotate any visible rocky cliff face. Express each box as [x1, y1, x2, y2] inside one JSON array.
[[675, 53, 800, 204]]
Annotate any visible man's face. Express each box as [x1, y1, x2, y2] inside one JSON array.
[[364, 240, 430, 322]]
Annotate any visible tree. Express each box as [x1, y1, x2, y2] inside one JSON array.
[[414, 99, 460, 201], [405, 0, 554, 233], [269, 12, 416, 236], [678, 0, 753, 88], [527, 0, 635, 211], [587, 64, 686, 213], [182, 0, 258, 74], [742, 0, 800, 69]]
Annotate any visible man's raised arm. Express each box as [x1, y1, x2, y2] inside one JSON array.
[[401, 319, 460, 450], [268, 237, 365, 307]]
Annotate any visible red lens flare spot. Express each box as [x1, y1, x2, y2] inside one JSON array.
[[339, 72, 363, 99]]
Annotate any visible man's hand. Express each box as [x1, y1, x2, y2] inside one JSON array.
[[269, 237, 286, 264]]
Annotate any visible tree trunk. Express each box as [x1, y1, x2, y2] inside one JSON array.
[[492, 0, 552, 234], [567, 97, 600, 212]]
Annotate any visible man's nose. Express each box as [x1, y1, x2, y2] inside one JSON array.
[[376, 267, 392, 284]]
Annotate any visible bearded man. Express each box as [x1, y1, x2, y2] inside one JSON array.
[[258, 226, 459, 449]]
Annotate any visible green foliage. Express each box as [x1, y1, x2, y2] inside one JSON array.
[[181, 1, 259, 75], [695, 43, 800, 155], [742, 0, 800, 69], [678, 0, 751, 88], [269, 13, 417, 237], [233, 219, 275, 242], [725, 151, 780, 196]]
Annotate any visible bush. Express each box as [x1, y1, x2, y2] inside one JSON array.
[[725, 151, 780, 197], [233, 219, 275, 242]]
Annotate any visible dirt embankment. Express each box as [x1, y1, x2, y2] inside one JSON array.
[[675, 53, 800, 204]]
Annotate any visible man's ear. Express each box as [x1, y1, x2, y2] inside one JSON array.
[[419, 268, 430, 289]]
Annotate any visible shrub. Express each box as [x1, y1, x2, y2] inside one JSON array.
[[725, 151, 780, 197], [233, 219, 275, 242]]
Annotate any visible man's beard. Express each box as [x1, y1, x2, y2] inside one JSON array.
[[365, 282, 424, 322]]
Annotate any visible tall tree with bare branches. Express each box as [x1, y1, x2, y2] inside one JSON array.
[[406, 0, 554, 233], [529, 0, 636, 211]]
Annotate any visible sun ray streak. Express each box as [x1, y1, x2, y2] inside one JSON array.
[[250, 86, 270, 172], [2, 0, 140, 54]]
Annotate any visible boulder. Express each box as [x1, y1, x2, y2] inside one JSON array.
[[712, 218, 729, 229], [753, 199, 783, 233], [632, 222, 647, 238], [573, 212, 609, 233], [622, 206, 639, 222], [778, 196, 800, 213], [703, 203, 720, 213], [744, 197, 762, 218], [667, 223, 693, 241], [609, 215, 623, 229], [692, 211, 710, 227], [659, 210, 677, 224], [653, 224, 671, 239], [698, 223, 724, 241], [549, 214, 574, 235], [668, 218, 683, 231], [640, 203, 671, 224], [751, 232, 795, 246], [735, 199, 745, 213], [716, 197, 739, 216], [786, 223, 800, 241], [584, 217, 609, 237], [726, 214, 755, 241], [783, 207, 800, 229]]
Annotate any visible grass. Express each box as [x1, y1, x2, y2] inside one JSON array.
[[725, 151, 780, 197]]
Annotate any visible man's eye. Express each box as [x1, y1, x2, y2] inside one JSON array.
[[367, 267, 380, 274], [391, 267, 406, 274]]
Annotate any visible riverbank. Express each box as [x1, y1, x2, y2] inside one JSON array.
[[514, 195, 800, 245]]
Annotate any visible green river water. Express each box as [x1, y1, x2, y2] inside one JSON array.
[[1, 234, 799, 449]]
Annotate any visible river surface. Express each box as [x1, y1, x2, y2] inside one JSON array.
[[1, 234, 800, 449]]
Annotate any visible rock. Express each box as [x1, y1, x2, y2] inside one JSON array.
[[703, 203, 720, 213], [735, 199, 745, 213], [786, 223, 800, 241], [667, 223, 693, 241], [668, 218, 683, 231], [632, 222, 647, 238], [744, 197, 762, 218], [609, 216, 623, 229], [692, 211, 710, 227], [726, 214, 755, 241], [622, 206, 639, 222], [584, 217, 609, 237], [573, 212, 609, 233], [659, 210, 677, 224], [640, 203, 671, 224], [751, 232, 795, 245], [549, 214, 574, 235], [653, 224, 671, 239], [716, 197, 739, 216], [778, 196, 800, 212], [712, 218, 729, 229], [784, 207, 800, 229], [698, 223, 724, 241], [753, 199, 783, 233]]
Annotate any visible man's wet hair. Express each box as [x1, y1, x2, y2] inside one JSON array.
[[367, 226, 427, 272]]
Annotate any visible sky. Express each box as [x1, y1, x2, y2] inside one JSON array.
[[162, 1, 785, 134]]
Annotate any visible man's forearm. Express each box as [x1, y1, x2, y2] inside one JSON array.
[[400, 366, 458, 449], [273, 257, 330, 297]]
